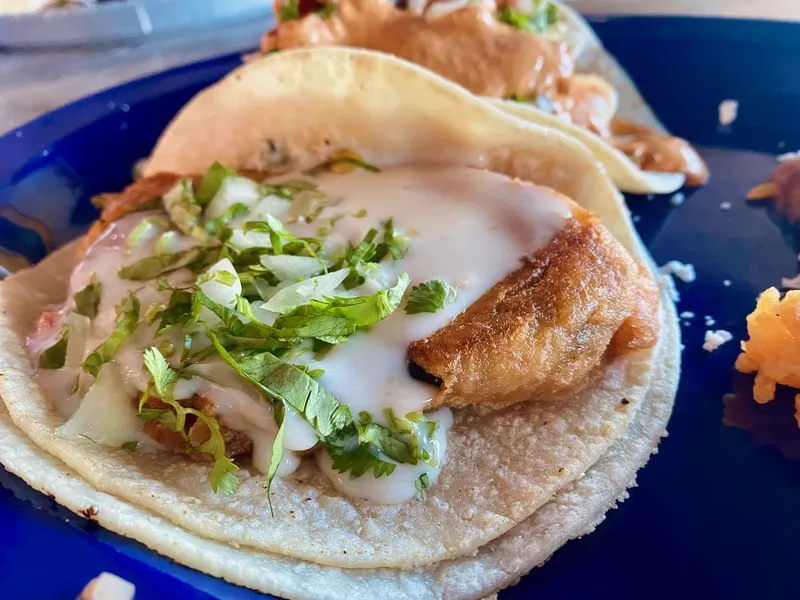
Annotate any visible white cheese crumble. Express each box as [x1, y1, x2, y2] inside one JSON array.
[[703, 330, 733, 352], [723, 279, 732, 287], [660, 260, 696, 283], [718, 100, 738, 126], [670, 192, 685, 206], [720, 201, 732, 210], [781, 273, 800, 289]]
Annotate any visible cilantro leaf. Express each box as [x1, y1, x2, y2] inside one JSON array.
[[142, 346, 179, 398], [415, 472, 430, 492], [73, 274, 103, 319], [196, 162, 237, 205], [38, 329, 69, 369], [82, 292, 140, 377], [118, 247, 212, 281], [404, 280, 457, 315], [273, 272, 410, 341], [121, 441, 139, 452], [266, 410, 286, 515], [163, 179, 210, 243], [148, 289, 195, 336], [141, 346, 238, 494], [204, 202, 249, 238]]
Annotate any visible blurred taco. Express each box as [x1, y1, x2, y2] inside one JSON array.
[[260, 0, 707, 194], [0, 48, 679, 598]]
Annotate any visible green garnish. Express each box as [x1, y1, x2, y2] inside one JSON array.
[[273, 273, 410, 343], [82, 292, 140, 377], [197, 162, 237, 206], [148, 289, 194, 336], [405, 280, 457, 315], [38, 329, 69, 369], [279, 0, 300, 20], [497, 0, 559, 33], [121, 441, 139, 453], [415, 473, 430, 492], [73, 274, 103, 320], [141, 347, 239, 494], [316, 2, 335, 18], [118, 247, 211, 281]]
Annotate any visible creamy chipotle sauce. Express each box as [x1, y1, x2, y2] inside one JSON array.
[[262, 0, 709, 185]]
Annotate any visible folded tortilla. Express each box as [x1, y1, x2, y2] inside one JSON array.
[[0, 48, 679, 597]]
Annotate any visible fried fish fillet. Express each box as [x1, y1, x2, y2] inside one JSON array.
[[409, 206, 660, 410]]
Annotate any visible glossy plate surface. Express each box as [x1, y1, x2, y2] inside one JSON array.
[[1, 16, 799, 600]]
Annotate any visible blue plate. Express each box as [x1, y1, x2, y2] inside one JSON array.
[[1, 16, 799, 600]]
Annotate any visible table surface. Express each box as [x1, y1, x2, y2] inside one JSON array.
[[0, 3, 797, 136]]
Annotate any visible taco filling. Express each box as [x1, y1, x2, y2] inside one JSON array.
[[28, 155, 659, 505], [259, 0, 708, 186]]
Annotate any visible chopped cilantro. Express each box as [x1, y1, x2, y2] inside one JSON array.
[[196, 162, 237, 205], [73, 274, 103, 319], [142, 347, 239, 494], [305, 154, 380, 176], [405, 280, 457, 315], [121, 441, 139, 453], [82, 292, 140, 377], [118, 247, 213, 281], [38, 329, 69, 369]]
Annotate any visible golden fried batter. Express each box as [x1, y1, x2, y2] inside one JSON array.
[[409, 210, 660, 410]]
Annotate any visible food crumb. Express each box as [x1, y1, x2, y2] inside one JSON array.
[[703, 329, 733, 352], [679, 311, 695, 319], [646, 194, 654, 201], [670, 192, 685, 206], [661, 273, 680, 302], [660, 260, 696, 283], [779, 140, 787, 149], [778, 150, 800, 162], [632, 214, 641, 223], [705, 316, 716, 326], [723, 279, 732, 287], [781, 273, 800, 289], [720, 201, 732, 210], [718, 99, 738, 126]]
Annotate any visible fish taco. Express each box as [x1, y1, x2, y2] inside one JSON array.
[[0, 48, 679, 597], [260, 0, 707, 194]]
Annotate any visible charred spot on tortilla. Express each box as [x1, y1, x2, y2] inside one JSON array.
[[79, 505, 99, 520]]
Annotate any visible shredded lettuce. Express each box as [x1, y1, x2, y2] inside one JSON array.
[[118, 247, 211, 281]]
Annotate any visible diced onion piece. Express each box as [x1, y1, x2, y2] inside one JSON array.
[[126, 217, 165, 249], [206, 176, 261, 220], [65, 313, 91, 368], [56, 363, 141, 446], [251, 195, 292, 220], [227, 228, 273, 251], [198, 258, 242, 311], [263, 268, 349, 314], [155, 231, 181, 255], [250, 300, 278, 325], [261, 255, 326, 281]]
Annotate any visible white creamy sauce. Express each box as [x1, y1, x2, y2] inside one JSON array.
[[29, 164, 570, 505], [301, 166, 570, 418]]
